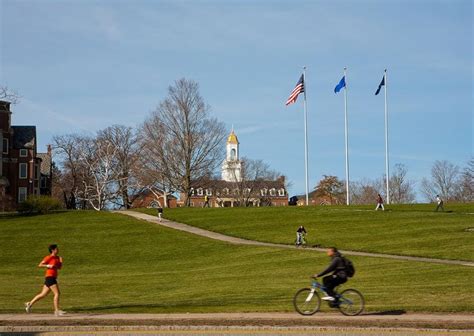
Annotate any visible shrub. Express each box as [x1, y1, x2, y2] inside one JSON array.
[[18, 195, 63, 214]]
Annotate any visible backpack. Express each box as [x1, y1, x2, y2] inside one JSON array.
[[342, 256, 355, 277]]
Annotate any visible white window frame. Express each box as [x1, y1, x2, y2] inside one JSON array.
[[205, 189, 212, 196], [19, 149, 28, 157], [18, 187, 27, 203], [261, 188, 267, 197], [197, 188, 204, 196], [223, 188, 229, 195], [19, 163, 28, 179], [2, 138, 8, 154], [270, 188, 276, 196], [278, 188, 285, 197]]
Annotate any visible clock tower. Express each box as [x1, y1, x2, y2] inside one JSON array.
[[221, 129, 242, 182]]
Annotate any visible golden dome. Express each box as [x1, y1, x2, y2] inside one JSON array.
[[227, 130, 239, 144]]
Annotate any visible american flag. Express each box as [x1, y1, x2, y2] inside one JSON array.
[[285, 74, 305, 106]]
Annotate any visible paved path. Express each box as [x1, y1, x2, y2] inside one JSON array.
[[117, 211, 474, 267], [1, 312, 473, 334]]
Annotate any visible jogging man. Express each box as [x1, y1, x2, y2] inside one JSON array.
[[25, 244, 66, 316], [313, 247, 348, 301]]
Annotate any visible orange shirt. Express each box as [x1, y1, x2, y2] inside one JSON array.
[[42, 255, 62, 278]]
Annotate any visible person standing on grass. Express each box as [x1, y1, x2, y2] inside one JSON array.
[[157, 206, 163, 221], [375, 194, 385, 211], [25, 244, 66, 316], [203, 195, 210, 208], [435, 195, 444, 212]]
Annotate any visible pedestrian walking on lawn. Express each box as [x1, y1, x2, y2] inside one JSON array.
[[435, 195, 444, 212], [375, 194, 385, 211]]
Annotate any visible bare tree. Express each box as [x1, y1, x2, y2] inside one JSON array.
[[52, 134, 86, 209], [420, 160, 460, 202], [389, 163, 416, 204], [350, 180, 379, 205], [141, 78, 226, 206], [98, 125, 142, 209], [458, 157, 474, 202], [78, 136, 123, 211], [0, 86, 20, 104]]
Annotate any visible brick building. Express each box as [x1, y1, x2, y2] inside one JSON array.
[[183, 130, 288, 207], [0, 101, 52, 210], [130, 188, 177, 208]]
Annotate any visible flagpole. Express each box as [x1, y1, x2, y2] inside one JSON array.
[[384, 69, 390, 204], [303, 67, 309, 206], [343, 67, 350, 205]]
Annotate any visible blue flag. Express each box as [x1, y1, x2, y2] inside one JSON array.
[[375, 76, 385, 95], [334, 76, 346, 93]]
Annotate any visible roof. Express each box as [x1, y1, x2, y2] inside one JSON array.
[[11, 126, 36, 149], [227, 130, 239, 144], [37, 153, 52, 175], [191, 179, 285, 190]]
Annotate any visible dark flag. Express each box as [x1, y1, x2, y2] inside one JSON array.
[[375, 75, 385, 95], [285, 74, 305, 106], [334, 76, 346, 93]]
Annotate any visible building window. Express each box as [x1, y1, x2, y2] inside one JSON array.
[[205, 189, 212, 196], [278, 188, 285, 196], [40, 176, 47, 188], [18, 187, 27, 202], [270, 188, 276, 196], [230, 148, 236, 160], [261, 188, 267, 197], [19, 163, 28, 179], [34, 164, 39, 180], [20, 149, 28, 157], [2, 138, 8, 154], [197, 188, 204, 196], [223, 188, 229, 195]]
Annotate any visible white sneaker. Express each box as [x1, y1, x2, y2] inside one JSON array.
[[54, 310, 67, 316], [25, 302, 31, 313], [322, 296, 335, 301]]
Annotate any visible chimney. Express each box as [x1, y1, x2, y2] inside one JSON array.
[[0, 100, 12, 132], [47, 144, 52, 156]]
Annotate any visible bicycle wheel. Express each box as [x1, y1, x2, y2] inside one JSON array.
[[293, 288, 321, 315], [337, 288, 365, 316]]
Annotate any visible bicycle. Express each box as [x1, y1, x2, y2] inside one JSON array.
[[293, 278, 365, 316], [295, 233, 307, 247]]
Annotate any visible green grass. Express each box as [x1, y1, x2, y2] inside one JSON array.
[[137, 203, 474, 261], [0, 211, 473, 314]]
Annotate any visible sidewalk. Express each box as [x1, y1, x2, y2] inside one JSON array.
[[1, 312, 473, 333], [116, 211, 474, 267]]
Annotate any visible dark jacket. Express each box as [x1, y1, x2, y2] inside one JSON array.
[[317, 252, 347, 279]]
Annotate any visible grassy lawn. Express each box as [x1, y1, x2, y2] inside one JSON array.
[[0, 211, 473, 314], [137, 203, 474, 261]]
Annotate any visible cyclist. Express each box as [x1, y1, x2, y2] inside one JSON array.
[[313, 247, 347, 301], [296, 225, 307, 246]]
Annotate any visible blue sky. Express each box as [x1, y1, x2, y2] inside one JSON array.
[[1, 0, 472, 198]]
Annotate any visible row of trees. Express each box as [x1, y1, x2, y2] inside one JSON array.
[[53, 79, 227, 210], [313, 159, 473, 205]]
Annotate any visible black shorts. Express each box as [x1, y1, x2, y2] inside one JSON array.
[[44, 277, 57, 287]]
